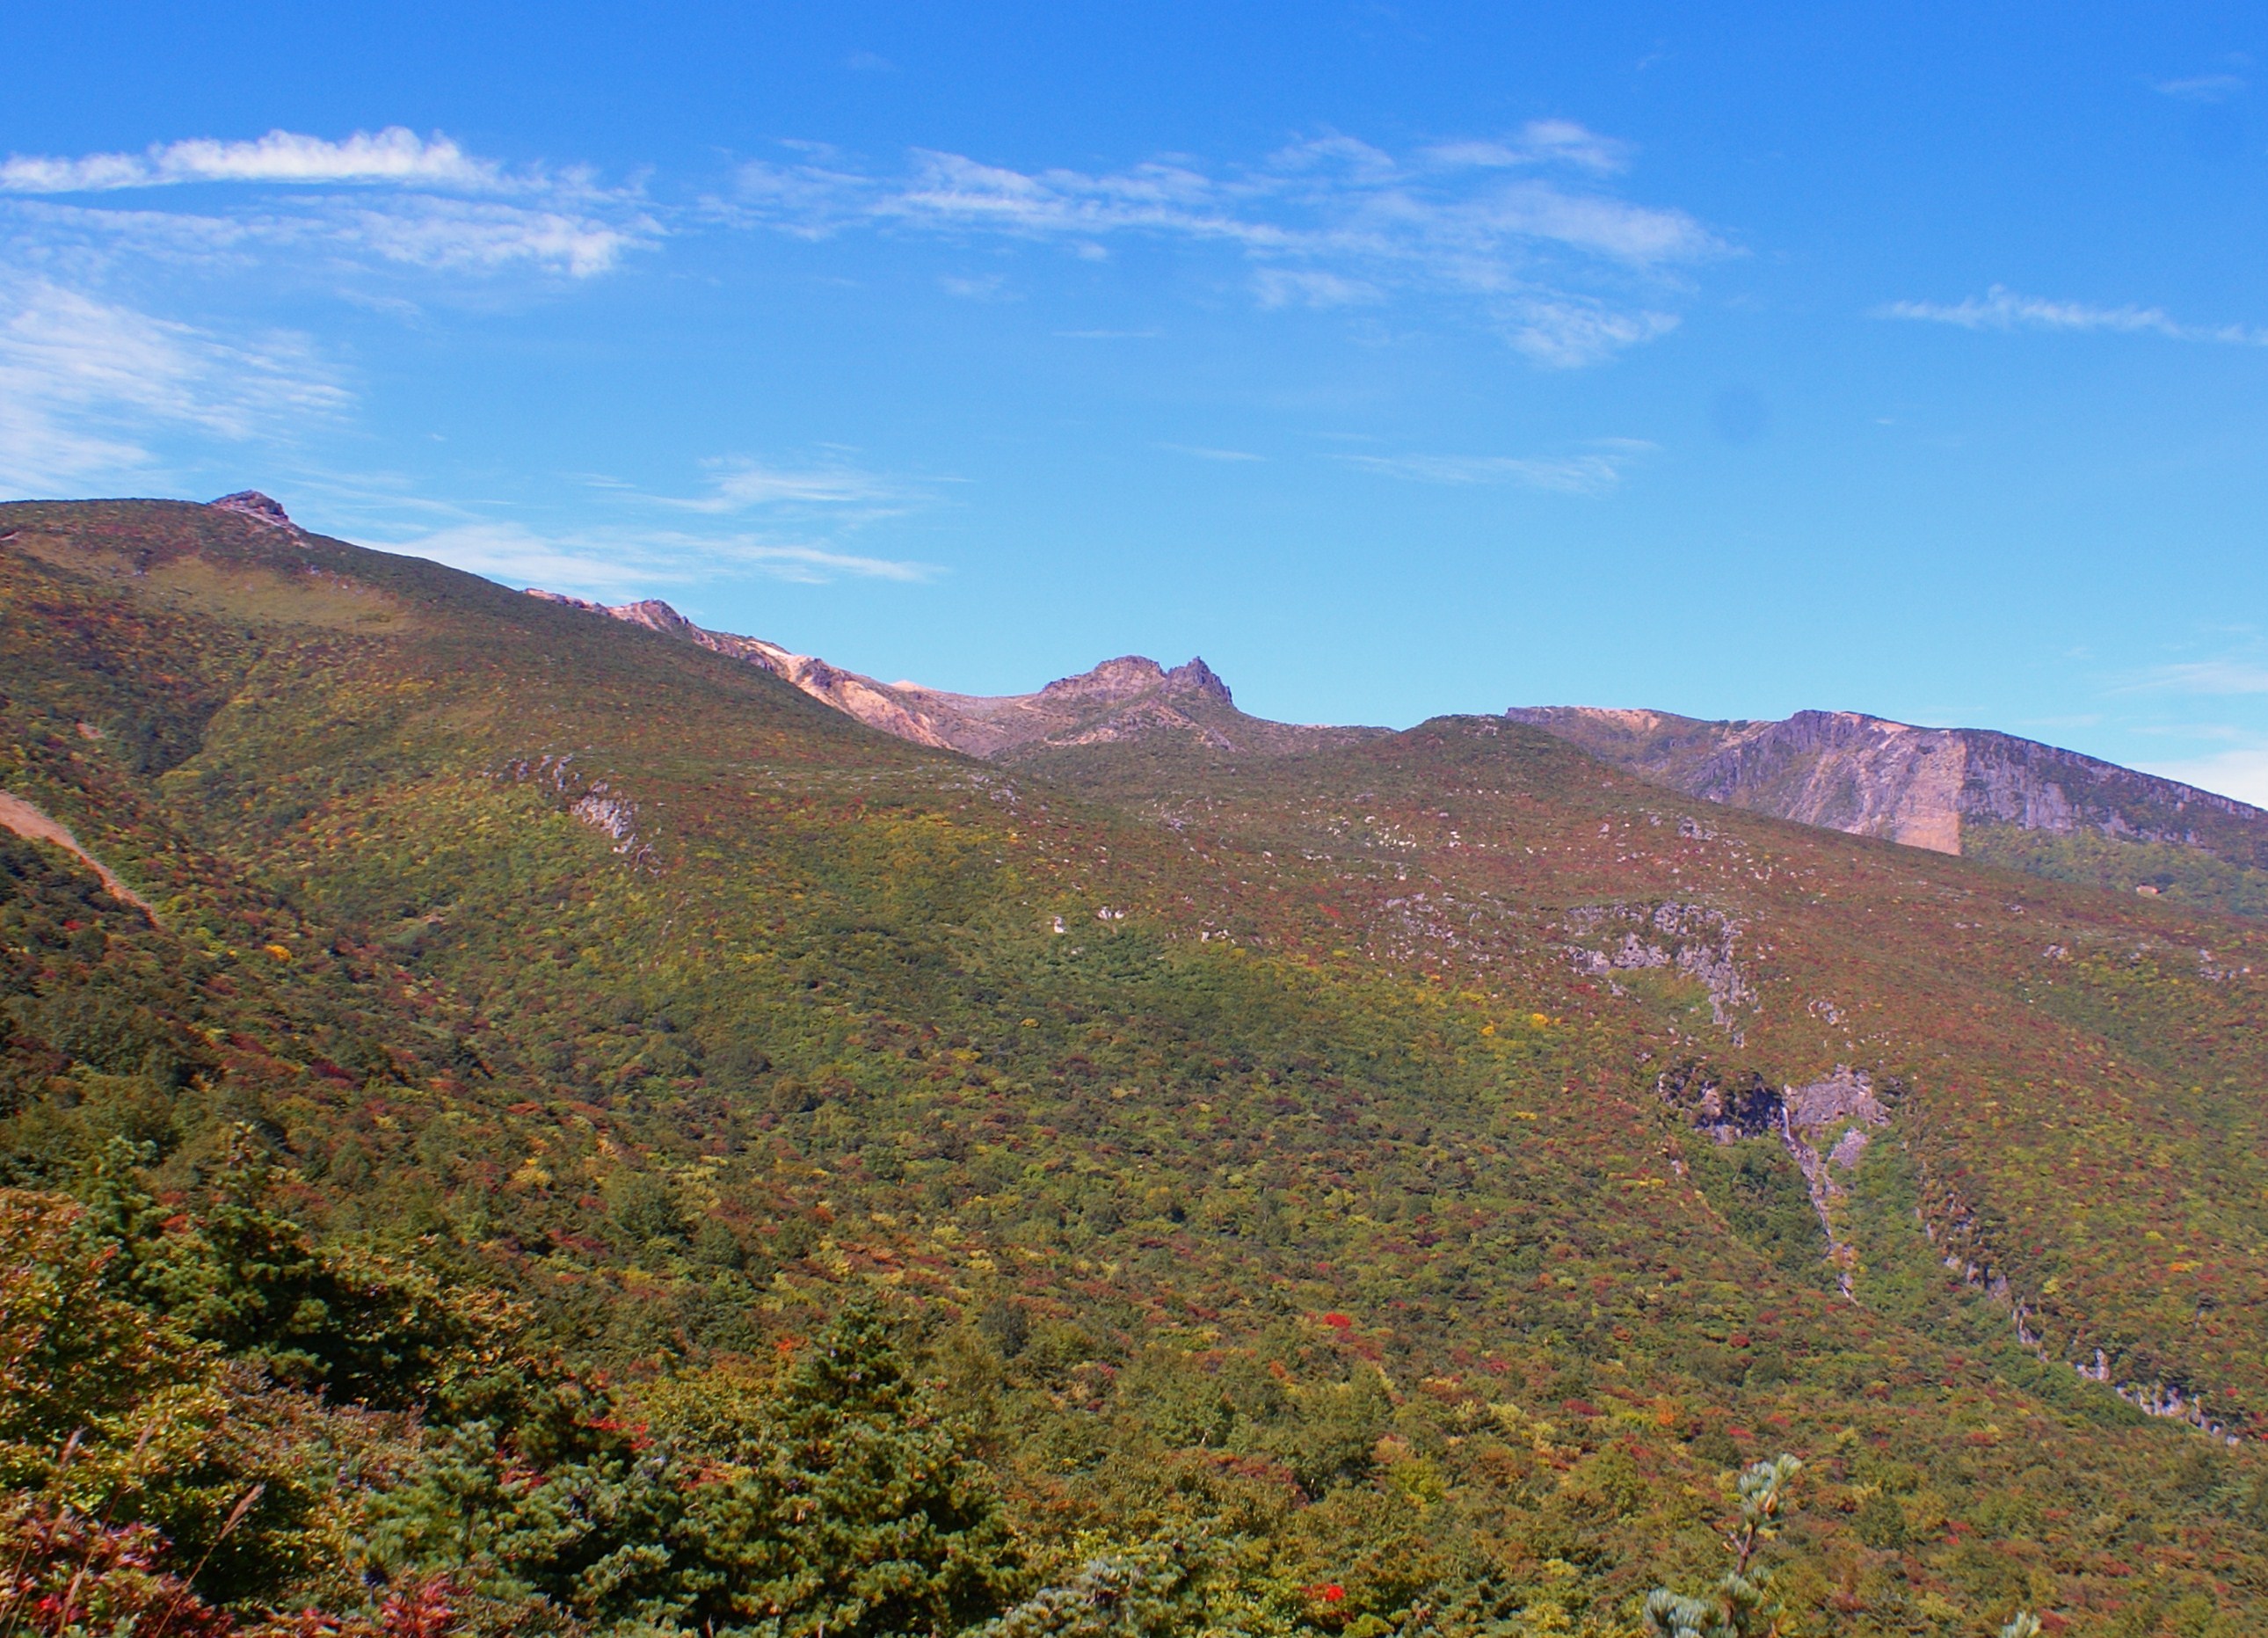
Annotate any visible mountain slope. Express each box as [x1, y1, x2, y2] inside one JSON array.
[[1510, 704, 2268, 917], [8, 497, 2268, 1634]]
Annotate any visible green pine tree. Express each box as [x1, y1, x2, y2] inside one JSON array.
[[678, 1297, 1021, 1636], [1642, 1455, 1800, 1638]]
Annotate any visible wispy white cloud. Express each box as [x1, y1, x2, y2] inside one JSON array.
[[0, 128, 500, 194], [723, 122, 1722, 367], [939, 271, 1017, 300], [0, 277, 345, 494], [2137, 747, 2268, 808], [2134, 659, 2268, 695], [8, 193, 647, 280], [1159, 442, 1264, 462], [1336, 441, 1650, 494], [724, 541, 934, 583], [382, 519, 934, 595], [648, 455, 913, 520], [2154, 73, 2247, 102], [1423, 120, 1632, 175], [1498, 298, 1680, 367], [1877, 284, 2268, 346], [0, 128, 655, 282], [385, 521, 659, 597], [319, 196, 644, 277], [0, 131, 650, 498], [1252, 267, 1379, 309]]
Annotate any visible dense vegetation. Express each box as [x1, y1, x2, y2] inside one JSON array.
[[1962, 825, 2268, 922], [4, 500, 2268, 1634]]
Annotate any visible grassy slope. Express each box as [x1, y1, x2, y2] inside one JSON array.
[[8, 500, 2268, 1629]]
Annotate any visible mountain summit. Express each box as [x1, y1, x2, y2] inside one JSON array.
[[207, 490, 295, 528]]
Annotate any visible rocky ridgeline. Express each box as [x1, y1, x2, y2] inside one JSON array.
[[524, 588, 1366, 761]]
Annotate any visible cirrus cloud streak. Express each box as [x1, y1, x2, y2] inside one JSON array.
[[0, 276, 345, 494], [0, 127, 501, 194], [382, 520, 935, 597], [726, 122, 1722, 367], [1878, 285, 2268, 346]]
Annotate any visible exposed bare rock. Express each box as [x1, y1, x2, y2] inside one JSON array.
[[1912, 1152, 2241, 1442], [1507, 704, 2268, 868], [1659, 1060, 1895, 1298], [570, 790, 638, 848], [1563, 900, 1756, 1040], [1776, 1067, 1894, 1294], [1782, 1064, 1888, 1136], [207, 491, 295, 530], [1656, 1060, 1782, 1143], [524, 591, 1371, 761]]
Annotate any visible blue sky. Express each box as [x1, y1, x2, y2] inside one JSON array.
[[6, 4, 2268, 801]]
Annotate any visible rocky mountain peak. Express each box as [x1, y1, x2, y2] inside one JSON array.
[[208, 491, 294, 528], [520, 590, 1363, 761], [605, 599, 699, 638], [1162, 657, 1232, 705], [1035, 655, 1233, 708], [1036, 656, 1169, 703]]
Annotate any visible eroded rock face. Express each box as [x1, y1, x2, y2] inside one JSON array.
[[1658, 1062, 1898, 1298], [1782, 1065, 1888, 1137]]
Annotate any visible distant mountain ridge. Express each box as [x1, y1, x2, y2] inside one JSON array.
[[1507, 706, 2268, 913], [522, 582, 2268, 913], [526, 588, 1379, 761]]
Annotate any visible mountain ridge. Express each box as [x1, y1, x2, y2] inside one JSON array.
[[1508, 703, 2268, 916], [518, 572, 2268, 916], [524, 586, 1385, 761]]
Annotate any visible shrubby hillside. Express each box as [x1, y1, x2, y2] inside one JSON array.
[[4, 499, 2268, 1635]]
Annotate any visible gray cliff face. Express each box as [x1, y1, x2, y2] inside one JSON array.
[[1507, 705, 2268, 871]]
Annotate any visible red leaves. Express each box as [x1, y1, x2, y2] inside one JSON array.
[[375, 1575, 459, 1638]]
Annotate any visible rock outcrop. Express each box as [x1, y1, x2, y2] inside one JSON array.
[[207, 491, 296, 530]]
